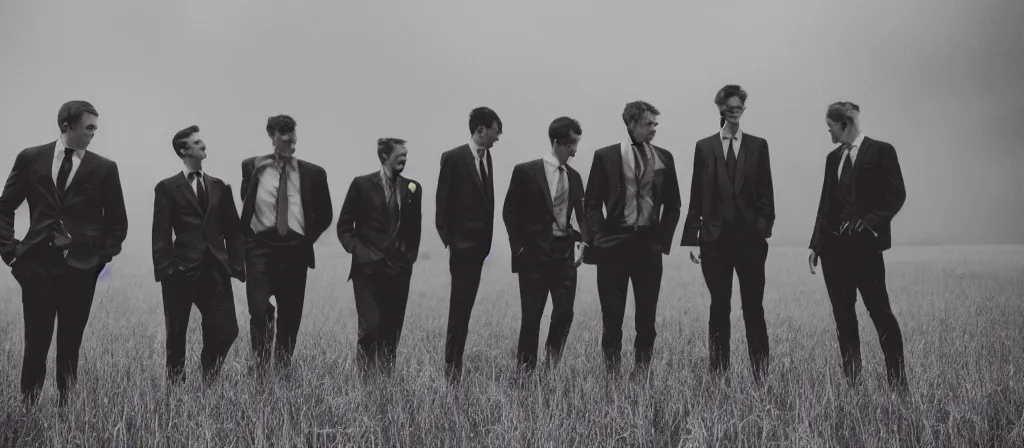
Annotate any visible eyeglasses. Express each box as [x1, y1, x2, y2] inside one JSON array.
[[721, 105, 746, 112]]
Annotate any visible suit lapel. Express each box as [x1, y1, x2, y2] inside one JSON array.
[[395, 177, 406, 227], [711, 136, 733, 193], [606, 146, 622, 190], [485, 150, 494, 205], [534, 160, 555, 217], [461, 145, 487, 200], [396, 176, 407, 210], [568, 166, 582, 223], [175, 173, 203, 214], [36, 143, 60, 206], [205, 176, 222, 217], [63, 150, 97, 194], [372, 172, 390, 211], [297, 159, 313, 229], [852, 137, 873, 179], [828, 146, 843, 190], [734, 136, 751, 191]]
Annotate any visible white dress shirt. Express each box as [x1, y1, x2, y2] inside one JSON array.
[[469, 139, 489, 180], [720, 125, 743, 159], [837, 132, 866, 178], [181, 168, 205, 196], [541, 152, 566, 202], [51, 138, 85, 190], [251, 156, 305, 235]]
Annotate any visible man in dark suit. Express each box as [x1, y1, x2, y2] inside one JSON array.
[[239, 115, 333, 372], [680, 85, 775, 382], [808, 101, 908, 390], [502, 116, 590, 372], [0, 100, 128, 406], [152, 125, 246, 385], [337, 138, 422, 376], [583, 100, 681, 375], [435, 106, 502, 382]]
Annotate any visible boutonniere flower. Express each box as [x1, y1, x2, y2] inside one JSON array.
[[408, 183, 417, 193]]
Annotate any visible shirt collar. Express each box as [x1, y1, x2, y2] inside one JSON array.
[[182, 167, 204, 179], [720, 125, 743, 141], [542, 152, 562, 170], [380, 166, 398, 186], [850, 132, 865, 150], [469, 139, 485, 156], [271, 152, 298, 166], [625, 129, 649, 150], [55, 138, 85, 159]]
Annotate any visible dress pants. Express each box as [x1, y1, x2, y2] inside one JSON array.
[[699, 225, 770, 380], [244, 233, 309, 370], [444, 250, 486, 380], [161, 252, 239, 384], [352, 258, 412, 375], [821, 232, 907, 388], [12, 245, 104, 405], [596, 232, 663, 373], [515, 237, 577, 371]]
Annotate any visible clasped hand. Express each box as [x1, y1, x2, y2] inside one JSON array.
[[573, 242, 588, 268]]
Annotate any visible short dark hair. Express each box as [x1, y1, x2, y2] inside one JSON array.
[[172, 125, 200, 158], [622, 101, 659, 126], [548, 116, 582, 146], [266, 114, 297, 136], [468, 107, 502, 135], [714, 84, 748, 106], [377, 137, 407, 163], [57, 100, 99, 133], [826, 101, 860, 127]]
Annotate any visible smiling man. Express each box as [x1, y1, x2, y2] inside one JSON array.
[[152, 125, 246, 386], [502, 116, 590, 372], [0, 100, 128, 406], [337, 137, 422, 376]]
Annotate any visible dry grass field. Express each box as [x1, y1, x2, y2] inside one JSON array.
[[1, 243, 1023, 447]]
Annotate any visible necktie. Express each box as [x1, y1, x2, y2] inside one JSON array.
[[275, 157, 290, 236], [633, 144, 647, 179], [477, 148, 488, 189], [553, 165, 568, 230], [384, 174, 399, 214], [388, 180, 399, 213], [382, 172, 393, 204], [56, 148, 74, 196], [190, 172, 208, 212], [838, 145, 854, 201], [725, 137, 737, 183]]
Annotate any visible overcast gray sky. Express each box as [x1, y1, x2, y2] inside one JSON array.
[[1, 0, 1021, 258]]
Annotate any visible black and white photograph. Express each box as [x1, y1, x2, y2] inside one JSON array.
[[1, 0, 1022, 446]]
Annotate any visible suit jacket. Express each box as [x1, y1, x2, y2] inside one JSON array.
[[583, 142, 681, 261], [337, 171, 422, 280], [152, 171, 245, 283], [238, 154, 333, 269], [809, 136, 906, 253], [0, 141, 128, 269], [502, 158, 590, 273], [680, 132, 775, 245], [435, 144, 494, 258]]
